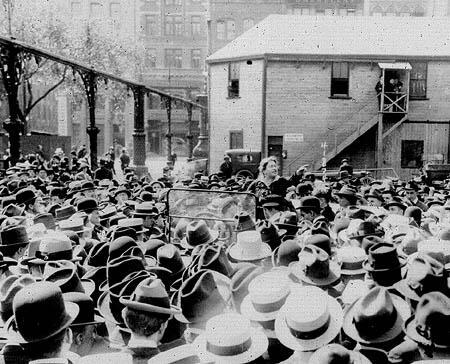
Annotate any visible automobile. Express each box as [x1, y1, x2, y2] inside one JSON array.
[[224, 149, 261, 178]]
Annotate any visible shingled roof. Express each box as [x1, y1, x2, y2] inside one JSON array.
[[207, 15, 450, 63]]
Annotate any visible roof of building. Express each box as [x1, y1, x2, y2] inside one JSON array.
[[207, 15, 450, 63]]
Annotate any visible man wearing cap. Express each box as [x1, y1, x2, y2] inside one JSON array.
[[16, 188, 45, 217], [404, 183, 428, 212], [296, 196, 322, 222]]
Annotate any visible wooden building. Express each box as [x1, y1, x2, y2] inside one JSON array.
[[206, 15, 450, 179]]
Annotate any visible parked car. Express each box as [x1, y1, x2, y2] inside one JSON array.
[[225, 149, 261, 178]]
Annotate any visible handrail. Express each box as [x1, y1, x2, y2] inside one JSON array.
[[287, 102, 376, 174]]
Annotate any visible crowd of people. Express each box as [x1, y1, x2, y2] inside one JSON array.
[[0, 149, 448, 364]]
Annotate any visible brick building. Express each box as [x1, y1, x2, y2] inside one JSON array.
[[207, 16, 450, 179]]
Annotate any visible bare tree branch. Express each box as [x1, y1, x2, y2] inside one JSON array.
[[24, 66, 67, 115]]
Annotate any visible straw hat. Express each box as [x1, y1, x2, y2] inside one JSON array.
[[228, 231, 271, 262]]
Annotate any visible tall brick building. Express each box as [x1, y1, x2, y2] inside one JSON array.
[[207, 16, 450, 179]]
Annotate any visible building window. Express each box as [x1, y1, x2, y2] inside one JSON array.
[[226, 20, 236, 40], [90, 2, 103, 17], [230, 130, 243, 149], [228, 62, 240, 98], [401, 140, 424, 168], [191, 49, 201, 69], [371, 6, 383, 16], [165, 49, 182, 68], [413, 5, 425, 16], [191, 16, 201, 35], [316, 9, 325, 15], [143, 15, 157, 36], [217, 21, 225, 40], [243, 18, 254, 32], [165, 15, 183, 36], [324, 8, 334, 15], [385, 6, 396, 16], [110, 2, 120, 17], [331, 62, 349, 97], [409, 62, 427, 99], [165, 0, 182, 5], [347, 9, 356, 16], [71, 1, 81, 13]]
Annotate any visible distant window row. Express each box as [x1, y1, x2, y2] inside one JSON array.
[[290, 8, 363, 15], [225, 61, 427, 99], [71, 2, 121, 18], [216, 18, 254, 41], [144, 49, 203, 69], [142, 15, 203, 36], [371, 5, 425, 16]]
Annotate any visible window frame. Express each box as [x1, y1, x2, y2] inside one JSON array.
[[216, 20, 225, 40], [229, 130, 244, 149], [228, 62, 240, 99], [191, 15, 201, 35], [165, 15, 183, 36], [330, 61, 350, 97], [401, 140, 424, 169], [164, 49, 183, 68], [409, 62, 428, 100], [143, 15, 157, 36], [191, 49, 201, 69]]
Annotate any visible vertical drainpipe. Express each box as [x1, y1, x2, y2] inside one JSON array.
[[261, 55, 268, 158]]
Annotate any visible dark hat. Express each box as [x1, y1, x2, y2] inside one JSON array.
[[384, 197, 408, 211], [55, 206, 76, 221], [85, 242, 109, 268], [120, 277, 181, 315], [363, 242, 406, 286], [7, 281, 79, 343], [291, 245, 340, 287], [275, 211, 299, 233], [63, 292, 104, 326], [33, 213, 56, 230], [0, 275, 35, 322], [342, 287, 410, 344], [114, 186, 131, 199], [104, 255, 146, 293], [311, 220, 330, 237], [308, 344, 371, 364], [335, 186, 357, 201], [261, 194, 284, 208], [117, 218, 147, 235], [77, 198, 98, 214], [0, 225, 29, 249], [404, 291, 450, 348], [99, 206, 116, 221], [197, 245, 234, 277], [347, 221, 384, 240], [157, 244, 185, 276], [296, 196, 321, 212], [235, 211, 256, 232], [43, 261, 95, 297], [404, 206, 422, 226], [394, 253, 448, 302], [109, 236, 139, 261], [272, 239, 302, 267], [305, 234, 332, 256], [230, 264, 265, 313], [256, 220, 282, 251], [110, 226, 137, 241], [404, 182, 418, 192], [366, 189, 384, 202], [175, 269, 228, 325], [0, 251, 17, 270], [15, 188, 36, 206], [184, 220, 219, 248], [79, 181, 95, 193], [142, 239, 166, 259]]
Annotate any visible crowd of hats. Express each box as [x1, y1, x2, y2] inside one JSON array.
[[1, 156, 450, 364]]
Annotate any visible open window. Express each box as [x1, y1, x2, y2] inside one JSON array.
[[331, 62, 349, 97], [229, 130, 243, 149], [401, 140, 424, 168]]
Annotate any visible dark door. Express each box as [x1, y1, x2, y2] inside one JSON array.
[[268, 136, 284, 174]]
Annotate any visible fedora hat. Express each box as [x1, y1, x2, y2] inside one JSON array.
[[394, 253, 448, 302], [78, 181, 95, 193], [0, 251, 17, 270], [290, 245, 340, 287], [347, 221, 384, 240], [157, 244, 185, 276], [275, 286, 343, 351], [117, 218, 147, 235], [7, 281, 79, 344], [231, 264, 265, 312], [336, 246, 366, 276], [305, 234, 332, 256], [228, 231, 272, 262], [256, 220, 283, 251], [336, 186, 357, 199], [142, 239, 166, 259], [113, 186, 131, 199], [55, 206, 76, 221], [120, 277, 181, 315], [58, 218, 90, 235], [77, 198, 98, 214], [384, 197, 408, 211], [43, 261, 95, 297], [26, 232, 80, 266], [15, 188, 36, 206], [311, 220, 330, 237], [0, 274, 35, 323], [235, 212, 256, 233], [308, 344, 372, 364], [84, 242, 109, 268], [175, 269, 229, 325], [0, 225, 29, 249], [241, 270, 290, 328], [404, 291, 450, 348], [103, 255, 146, 293], [296, 196, 321, 212], [193, 313, 268, 364], [33, 213, 56, 230], [108, 236, 139, 261], [343, 287, 410, 344], [183, 220, 219, 248], [99, 206, 116, 222], [272, 239, 302, 267], [196, 245, 234, 277], [132, 202, 159, 218], [63, 292, 104, 327]]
